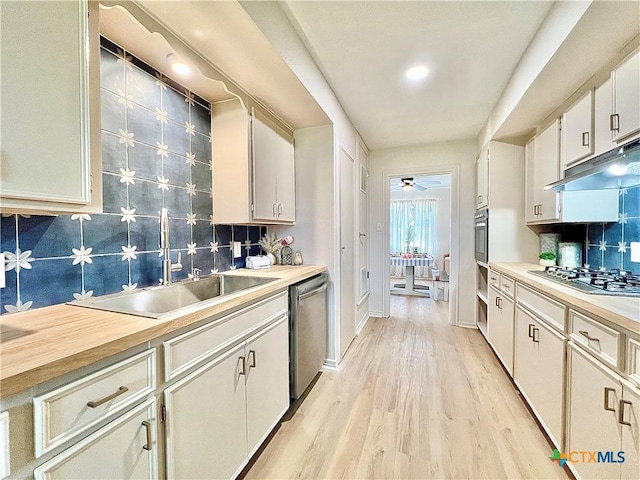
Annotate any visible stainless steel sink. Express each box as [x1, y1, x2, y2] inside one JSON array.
[[68, 274, 277, 318]]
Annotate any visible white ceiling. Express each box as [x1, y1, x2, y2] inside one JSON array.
[[282, 0, 554, 149]]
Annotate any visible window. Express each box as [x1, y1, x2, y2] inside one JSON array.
[[390, 199, 437, 254]]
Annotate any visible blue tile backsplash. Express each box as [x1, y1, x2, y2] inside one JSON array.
[[1, 38, 267, 315], [584, 185, 640, 272]]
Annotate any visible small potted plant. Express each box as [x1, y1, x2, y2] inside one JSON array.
[[539, 252, 556, 267], [258, 233, 282, 265]]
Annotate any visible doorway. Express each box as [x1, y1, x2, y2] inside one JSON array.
[[382, 168, 459, 325]]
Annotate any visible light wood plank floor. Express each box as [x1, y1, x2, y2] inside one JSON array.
[[244, 295, 569, 479]]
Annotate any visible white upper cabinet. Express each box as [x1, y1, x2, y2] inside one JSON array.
[[0, 0, 102, 214], [594, 78, 617, 157], [611, 48, 640, 142], [527, 119, 560, 223], [251, 110, 296, 223], [212, 100, 295, 224], [561, 90, 594, 168], [475, 148, 489, 209]]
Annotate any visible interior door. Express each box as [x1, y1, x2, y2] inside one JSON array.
[[339, 148, 355, 359], [357, 141, 369, 300]]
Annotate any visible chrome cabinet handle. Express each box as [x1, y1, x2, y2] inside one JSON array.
[[239, 356, 247, 376], [610, 113, 620, 132], [582, 131, 590, 147], [248, 349, 256, 368], [619, 400, 632, 426], [278, 203, 283, 216], [272, 203, 277, 217], [495, 297, 500, 307], [142, 420, 152, 451], [579, 330, 600, 343], [604, 387, 616, 412], [497, 298, 503, 309], [532, 327, 540, 343], [528, 324, 535, 338], [87, 386, 128, 408]]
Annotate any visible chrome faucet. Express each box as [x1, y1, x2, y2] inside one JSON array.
[[160, 208, 182, 284]]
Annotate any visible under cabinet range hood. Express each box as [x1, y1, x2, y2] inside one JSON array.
[[546, 138, 640, 191]]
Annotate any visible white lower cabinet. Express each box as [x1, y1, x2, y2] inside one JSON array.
[[514, 305, 565, 447], [33, 399, 158, 479], [164, 315, 290, 480], [164, 343, 248, 480], [621, 386, 640, 480], [567, 343, 640, 480], [487, 285, 515, 375], [245, 318, 290, 455]]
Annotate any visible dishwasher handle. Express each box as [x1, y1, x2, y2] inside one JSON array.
[[298, 282, 328, 301]]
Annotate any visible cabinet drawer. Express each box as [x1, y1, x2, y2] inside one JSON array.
[[570, 310, 621, 369], [515, 283, 566, 331], [489, 271, 501, 289], [33, 349, 156, 457], [629, 338, 640, 388], [500, 275, 515, 298], [164, 292, 287, 381]]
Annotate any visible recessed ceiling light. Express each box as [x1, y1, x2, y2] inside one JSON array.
[[406, 65, 429, 80], [167, 53, 191, 75]]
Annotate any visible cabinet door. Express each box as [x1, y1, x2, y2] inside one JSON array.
[[621, 384, 640, 480], [275, 132, 296, 222], [165, 343, 248, 480], [594, 78, 616, 157], [533, 120, 560, 222], [515, 306, 564, 446], [251, 112, 279, 222], [524, 139, 537, 222], [476, 149, 489, 209], [567, 345, 622, 480], [33, 400, 158, 480], [489, 292, 514, 376], [612, 49, 640, 142], [0, 0, 101, 213], [245, 317, 290, 455], [562, 90, 594, 167]]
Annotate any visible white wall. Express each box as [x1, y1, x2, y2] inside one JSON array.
[[390, 186, 451, 269], [369, 140, 476, 327]]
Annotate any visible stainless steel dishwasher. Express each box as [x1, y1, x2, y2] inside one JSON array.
[[289, 273, 328, 400]]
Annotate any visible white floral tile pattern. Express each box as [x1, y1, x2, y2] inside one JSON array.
[[0, 38, 266, 315], [585, 185, 640, 271]]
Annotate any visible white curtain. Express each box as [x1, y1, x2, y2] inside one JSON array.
[[390, 199, 437, 255]]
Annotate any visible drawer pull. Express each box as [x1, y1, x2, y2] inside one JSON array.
[[86, 386, 128, 408], [248, 349, 257, 368], [604, 387, 616, 412], [579, 330, 600, 343], [532, 327, 540, 343], [528, 324, 535, 338], [141, 420, 152, 451], [618, 400, 632, 426]]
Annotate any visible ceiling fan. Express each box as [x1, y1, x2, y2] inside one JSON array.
[[391, 177, 441, 192]]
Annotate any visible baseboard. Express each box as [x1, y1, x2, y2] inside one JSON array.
[[458, 323, 478, 329], [355, 311, 370, 335], [369, 310, 383, 318], [322, 358, 340, 372]]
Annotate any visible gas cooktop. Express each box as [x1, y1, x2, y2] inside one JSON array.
[[528, 266, 640, 297]]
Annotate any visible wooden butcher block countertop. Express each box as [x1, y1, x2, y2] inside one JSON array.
[[0, 265, 326, 399], [490, 262, 640, 334]]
